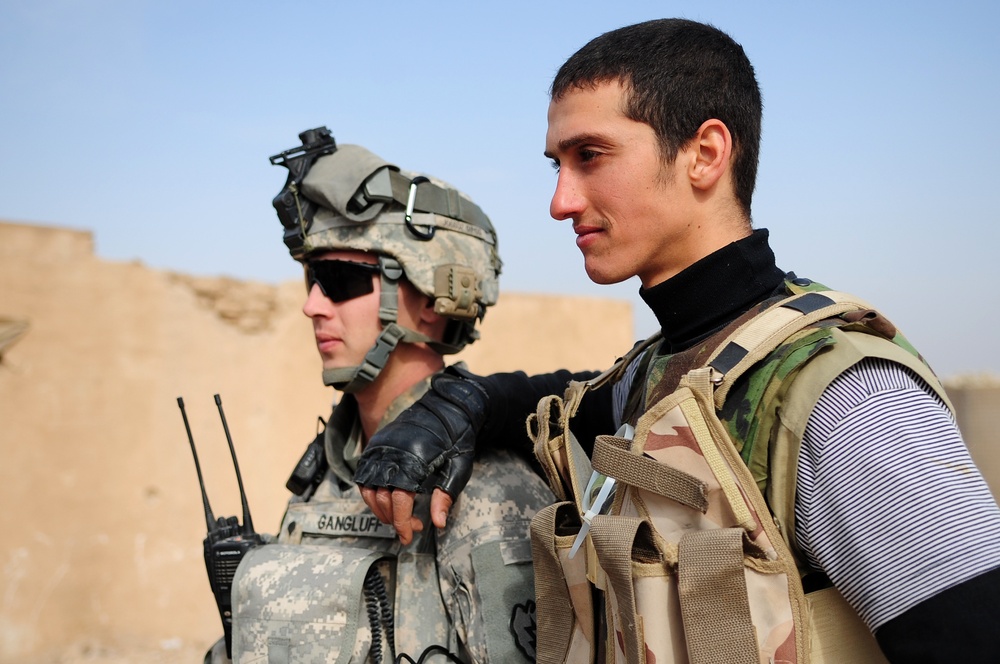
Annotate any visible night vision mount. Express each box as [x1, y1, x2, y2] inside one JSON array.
[[269, 126, 338, 259]]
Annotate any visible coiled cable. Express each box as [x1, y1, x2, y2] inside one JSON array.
[[363, 565, 396, 663]]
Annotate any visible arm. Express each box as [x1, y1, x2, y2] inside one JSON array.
[[875, 567, 1000, 661], [795, 358, 1000, 660], [354, 365, 615, 543]]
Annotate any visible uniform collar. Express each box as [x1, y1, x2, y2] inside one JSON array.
[[331, 374, 435, 479]]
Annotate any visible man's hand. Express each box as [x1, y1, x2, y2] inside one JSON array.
[[359, 486, 454, 545], [354, 366, 489, 543]]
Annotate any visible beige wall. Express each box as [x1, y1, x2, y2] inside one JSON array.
[[945, 377, 1000, 504], [0, 221, 633, 662]]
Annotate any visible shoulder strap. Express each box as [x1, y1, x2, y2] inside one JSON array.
[[704, 290, 876, 408]]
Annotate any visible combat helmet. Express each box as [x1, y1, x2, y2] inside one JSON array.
[[270, 127, 502, 393]]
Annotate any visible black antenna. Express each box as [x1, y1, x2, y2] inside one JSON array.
[[214, 394, 255, 536], [177, 397, 216, 531]]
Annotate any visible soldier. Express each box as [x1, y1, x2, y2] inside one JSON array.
[[355, 19, 1000, 662], [204, 127, 552, 663]]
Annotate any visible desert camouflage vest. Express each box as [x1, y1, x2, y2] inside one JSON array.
[[527, 280, 953, 664]]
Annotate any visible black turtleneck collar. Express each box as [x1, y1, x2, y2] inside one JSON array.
[[639, 229, 787, 353]]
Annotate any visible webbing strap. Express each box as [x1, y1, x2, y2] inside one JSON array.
[[321, 323, 409, 392], [385, 169, 493, 234], [591, 434, 708, 513], [529, 330, 663, 509], [529, 503, 579, 664], [707, 290, 876, 408], [589, 515, 648, 664], [681, 375, 758, 532], [677, 528, 759, 664]]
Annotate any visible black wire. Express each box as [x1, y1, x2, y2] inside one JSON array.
[[364, 563, 463, 664], [394, 644, 465, 664], [378, 576, 395, 661], [364, 564, 399, 663]]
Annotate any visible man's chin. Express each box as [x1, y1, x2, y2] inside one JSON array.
[[584, 261, 632, 286]]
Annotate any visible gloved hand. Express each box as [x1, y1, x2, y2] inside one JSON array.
[[354, 364, 490, 499]]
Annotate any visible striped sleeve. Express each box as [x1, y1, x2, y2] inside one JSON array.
[[794, 357, 1000, 630]]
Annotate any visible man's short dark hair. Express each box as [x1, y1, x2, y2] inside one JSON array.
[[551, 18, 762, 217]]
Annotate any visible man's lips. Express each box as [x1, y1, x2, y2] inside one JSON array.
[[315, 334, 341, 353], [574, 224, 604, 249]]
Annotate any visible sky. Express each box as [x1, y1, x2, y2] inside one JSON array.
[[2, 1, 998, 379]]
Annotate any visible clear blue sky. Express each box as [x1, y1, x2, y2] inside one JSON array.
[[2, 1, 998, 378]]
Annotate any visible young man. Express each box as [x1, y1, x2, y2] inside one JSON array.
[[204, 127, 552, 663], [355, 20, 1000, 662]]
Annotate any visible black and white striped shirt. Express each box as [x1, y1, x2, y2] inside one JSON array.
[[795, 357, 1000, 630]]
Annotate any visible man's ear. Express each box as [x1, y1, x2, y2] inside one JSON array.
[[417, 296, 450, 341], [686, 119, 732, 192], [419, 296, 442, 325]]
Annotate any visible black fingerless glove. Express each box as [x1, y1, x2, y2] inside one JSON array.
[[354, 365, 489, 498]]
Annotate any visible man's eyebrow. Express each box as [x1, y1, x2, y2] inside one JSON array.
[[543, 133, 608, 160]]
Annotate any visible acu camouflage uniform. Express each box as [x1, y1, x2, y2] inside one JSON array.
[[206, 132, 547, 663], [227, 371, 552, 664]]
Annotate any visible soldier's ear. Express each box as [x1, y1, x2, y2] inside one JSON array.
[[418, 296, 443, 325], [417, 296, 449, 345], [686, 119, 732, 193]]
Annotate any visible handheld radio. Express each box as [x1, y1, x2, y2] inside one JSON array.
[[177, 394, 264, 660]]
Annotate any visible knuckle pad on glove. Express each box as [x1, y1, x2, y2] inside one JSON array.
[[357, 368, 489, 499]]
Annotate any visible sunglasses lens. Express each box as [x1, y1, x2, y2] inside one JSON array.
[[307, 260, 379, 303]]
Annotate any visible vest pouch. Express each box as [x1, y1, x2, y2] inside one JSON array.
[[587, 369, 810, 664], [588, 515, 687, 664], [530, 501, 599, 664], [529, 393, 594, 504], [231, 544, 394, 664]]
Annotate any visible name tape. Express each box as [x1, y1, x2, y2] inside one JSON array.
[[299, 511, 397, 539]]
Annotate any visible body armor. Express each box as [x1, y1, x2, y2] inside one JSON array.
[[528, 281, 952, 663]]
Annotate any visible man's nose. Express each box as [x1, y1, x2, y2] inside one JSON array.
[[549, 170, 583, 221], [302, 282, 333, 318]]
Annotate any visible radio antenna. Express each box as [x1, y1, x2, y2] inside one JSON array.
[[177, 397, 216, 531], [214, 394, 255, 536]]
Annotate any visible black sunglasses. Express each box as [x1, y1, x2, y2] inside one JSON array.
[[305, 259, 381, 303]]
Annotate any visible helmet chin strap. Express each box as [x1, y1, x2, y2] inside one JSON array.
[[322, 256, 434, 393]]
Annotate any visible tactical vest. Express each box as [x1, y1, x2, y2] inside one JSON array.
[[527, 282, 953, 664], [227, 386, 547, 664], [230, 466, 451, 662]]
